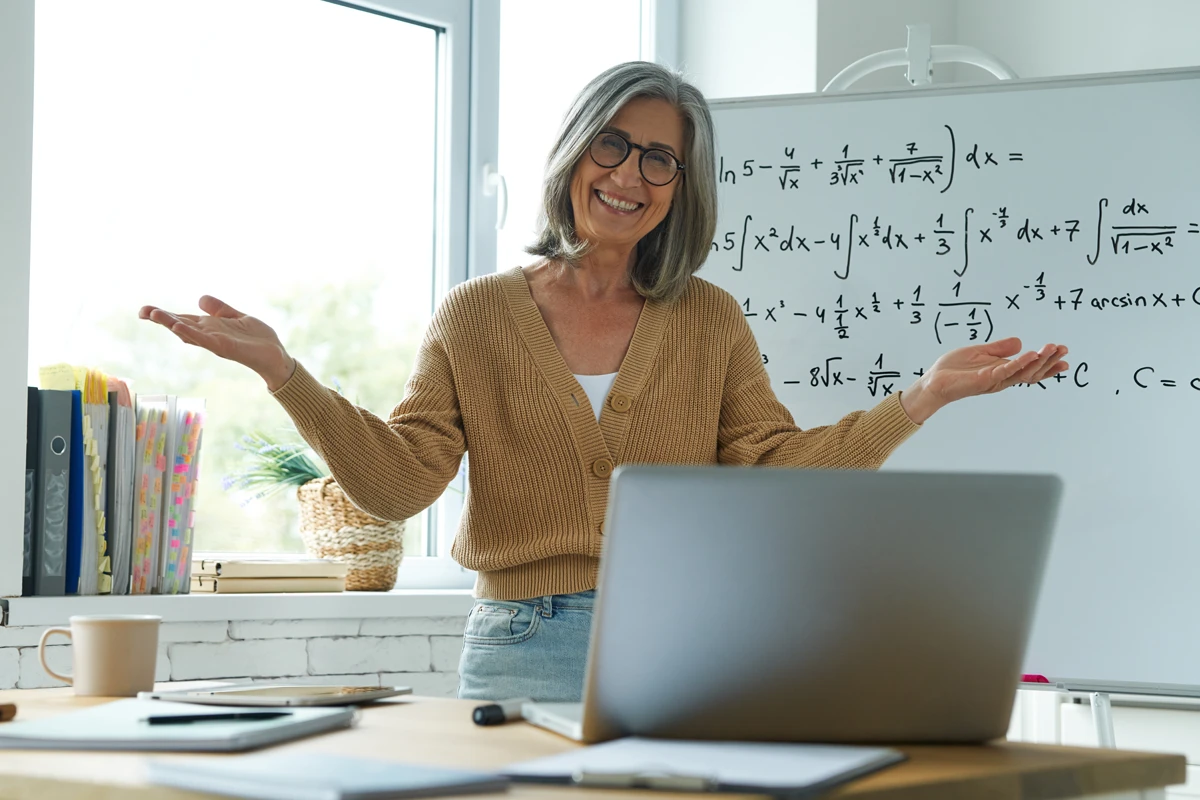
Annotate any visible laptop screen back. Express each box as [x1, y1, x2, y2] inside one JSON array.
[[582, 466, 1061, 744]]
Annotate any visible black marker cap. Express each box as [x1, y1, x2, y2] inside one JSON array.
[[472, 704, 504, 725]]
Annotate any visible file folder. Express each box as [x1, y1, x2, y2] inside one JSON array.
[[23, 387, 39, 596], [65, 389, 83, 594], [33, 390, 72, 596]]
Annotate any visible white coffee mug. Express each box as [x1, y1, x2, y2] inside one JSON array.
[[38, 614, 161, 696]]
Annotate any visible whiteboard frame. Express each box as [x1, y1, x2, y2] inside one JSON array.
[[710, 65, 1200, 113], [707, 64, 1200, 698]]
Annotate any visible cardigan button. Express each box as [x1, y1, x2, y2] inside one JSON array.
[[609, 393, 631, 413], [592, 458, 614, 479]]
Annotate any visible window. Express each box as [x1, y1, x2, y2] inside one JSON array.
[[5, 0, 496, 594], [29, 0, 438, 556], [495, 0, 645, 270]]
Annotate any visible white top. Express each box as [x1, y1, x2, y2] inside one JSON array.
[[574, 372, 618, 421]]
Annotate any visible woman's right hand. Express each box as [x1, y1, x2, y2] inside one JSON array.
[[139, 296, 297, 391]]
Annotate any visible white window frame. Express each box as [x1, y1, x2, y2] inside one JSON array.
[[641, 0, 681, 68], [0, 0, 35, 601], [0, 0, 501, 598]]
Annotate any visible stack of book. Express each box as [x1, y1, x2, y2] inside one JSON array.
[[189, 558, 347, 594]]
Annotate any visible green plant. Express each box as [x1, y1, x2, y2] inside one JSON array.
[[222, 431, 329, 504]]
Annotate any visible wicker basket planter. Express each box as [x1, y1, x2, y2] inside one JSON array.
[[296, 477, 405, 591]]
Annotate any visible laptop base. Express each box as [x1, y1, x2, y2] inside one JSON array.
[[521, 702, 584, 741]]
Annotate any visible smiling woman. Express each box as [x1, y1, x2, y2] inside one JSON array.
[[529, 70, 716, 306], [140, 61, 1069, 705]]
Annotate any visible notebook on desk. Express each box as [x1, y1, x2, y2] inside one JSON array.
[[0, 698, 355, 751], [148, 752, 509, 800], [523, 466, 1062, 744], [505, 737, 903, 797]]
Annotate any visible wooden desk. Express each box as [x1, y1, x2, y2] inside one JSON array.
[[0, 687, 1185, 800]]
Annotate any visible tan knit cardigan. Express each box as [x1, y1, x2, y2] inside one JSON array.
[[272, 267, 921, 599]]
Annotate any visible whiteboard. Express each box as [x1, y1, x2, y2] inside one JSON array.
[[699, 68, 1200, 691]]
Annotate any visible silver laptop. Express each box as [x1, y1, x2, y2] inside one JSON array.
[[523, 466, 1061, 744]]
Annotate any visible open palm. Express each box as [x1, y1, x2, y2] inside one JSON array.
[[922, 337, 1069, 406], [138, 296, 295, 389]]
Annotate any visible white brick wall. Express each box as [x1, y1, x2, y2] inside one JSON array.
[[0, 625, 47, 647], [0, 615, 464, 696], [171, 640, 310, 680], [308, 636, 430, 675], [231, 619, 360, 640], [19, 644, 70, 689], [360, 617, 466, 636], [0, 647, 17, 688], [382, 670, 461, 698], [431, 635, 464, 673], [160, 621, 229, 643]]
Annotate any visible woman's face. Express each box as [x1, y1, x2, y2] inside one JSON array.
[[570, 97, 685, 253]]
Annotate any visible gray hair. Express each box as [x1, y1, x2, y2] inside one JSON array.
[[527, 61, 717, 304]]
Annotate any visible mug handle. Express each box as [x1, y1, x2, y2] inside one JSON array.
[[38, 627, 73, 685]]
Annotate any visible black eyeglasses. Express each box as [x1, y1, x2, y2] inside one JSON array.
[[588, 131, 685, 186]]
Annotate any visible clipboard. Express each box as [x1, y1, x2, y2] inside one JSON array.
[[504, 737, 905, 797]]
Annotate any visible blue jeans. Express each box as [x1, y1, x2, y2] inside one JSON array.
[[457, 590, 594, 702]]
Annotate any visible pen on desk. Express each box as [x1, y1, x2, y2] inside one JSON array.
[[0, 703, 15, 722], [144, 712, 293, 725], [472, 697, 531, 726]]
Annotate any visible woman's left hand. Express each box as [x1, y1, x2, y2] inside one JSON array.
[[900, 337, 1068, 423]]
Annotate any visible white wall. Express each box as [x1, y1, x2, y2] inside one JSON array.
[[956, 0, 1200, 82], [0, 0, 34, 598], [495, 1, 643, 273], [679, 0, 817, 99], [680, 0, 1200, 101], [677, 0, 961, 99], [815, 0, 959, 90]]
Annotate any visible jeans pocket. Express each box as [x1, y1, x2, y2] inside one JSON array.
[[463, 600, 540, 646]]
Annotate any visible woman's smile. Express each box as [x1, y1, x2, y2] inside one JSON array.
[[593, 188, 643, 215]]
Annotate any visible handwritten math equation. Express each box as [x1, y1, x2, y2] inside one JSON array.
[[774, 354, 1200, 399], [741, 277, 1200, 347], [713, 198, 1199, 278], [717, 125, 1022, 194]]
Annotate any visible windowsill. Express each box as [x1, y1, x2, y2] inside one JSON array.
[[1, 590, 476, 627]]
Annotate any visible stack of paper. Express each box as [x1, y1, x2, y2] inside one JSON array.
[[131, 395, 170, 594], [106, 379, 137, 595], [78, 369, 109, 594], [160, 398, 205, 594], [190, 558, 347, 594], [130, 395, 205, 595]]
